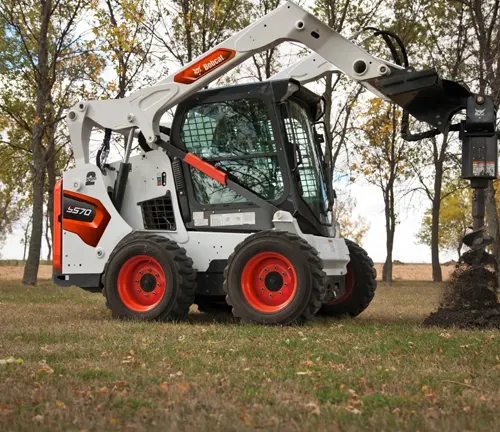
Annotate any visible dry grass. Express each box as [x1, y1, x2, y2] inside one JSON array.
[[1, 280, 499, 431]]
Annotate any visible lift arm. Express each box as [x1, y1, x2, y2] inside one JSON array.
[[68, 0, 465, 166]]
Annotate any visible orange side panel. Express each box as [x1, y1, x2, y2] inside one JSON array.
[[53, 179, 62, 272], [184, 153, 227, 185], [63, 191, 111, 247], [174, 48, 236, 85]]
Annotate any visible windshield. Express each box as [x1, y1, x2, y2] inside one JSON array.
[[283, 101, 331, 224]]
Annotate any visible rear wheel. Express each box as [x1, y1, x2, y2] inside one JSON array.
[[223, 231, 326, 325], [104, 233, 196, 320], [319, 239, 376, 317]]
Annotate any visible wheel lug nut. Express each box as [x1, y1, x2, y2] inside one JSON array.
[[139, 271, 143, 275], [157, 283, 160, 286], [264, 268, 269, 272], [259, 277, 263, 281], [148, 268, 152, 272], [274, 266, 278, 270], [261, 287, 265, 291], [282, 272, 286, 276], [137, 289, 141, 293], [135, 279, 139, 283], [269, 293, 273, 297], [279, 291, 283, 295], [155, 273, 159, 277], [153, 291, 157, 295], [144, 294, 148, 298], [284, 283, 288, 286]]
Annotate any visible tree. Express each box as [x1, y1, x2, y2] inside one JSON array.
[[393, 0, 472, 282], [333, 193, 369, 245], [93, 0, 153, 98], [418, 183, 471, 260], [147, 0, 248, 67], [312, 0, 384, 175], [0, 0, 92, 284], [353, 98, 415, 283]]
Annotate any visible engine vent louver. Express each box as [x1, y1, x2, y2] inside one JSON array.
[[140, 192, 176, 231]]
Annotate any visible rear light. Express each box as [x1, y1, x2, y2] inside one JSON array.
[[53, 179, 62, 272]]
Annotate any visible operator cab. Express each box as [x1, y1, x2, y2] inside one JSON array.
[[169, 79, 334, 237]]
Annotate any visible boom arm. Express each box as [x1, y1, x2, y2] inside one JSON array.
[[68, 0, 410, 165]]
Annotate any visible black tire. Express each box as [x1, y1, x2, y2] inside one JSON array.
[[223, 231, 327, 325], [195, 296, 233, 314], [319, 239, 376, 317], [103, 232, 196, 321]]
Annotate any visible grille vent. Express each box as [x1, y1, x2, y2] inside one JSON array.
[[140, 192, 176, 231]]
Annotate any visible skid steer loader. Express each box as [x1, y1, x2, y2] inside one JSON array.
[[53, 1, 498, 325]]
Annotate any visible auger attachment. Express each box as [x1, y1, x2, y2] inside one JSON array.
[[461, 95, 498, 266]]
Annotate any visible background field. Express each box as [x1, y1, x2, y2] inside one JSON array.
[[0, 263, 457, 281], [1, 266, 499, 431]]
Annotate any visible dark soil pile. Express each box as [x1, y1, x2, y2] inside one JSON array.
[[423, 265, 500, 329]]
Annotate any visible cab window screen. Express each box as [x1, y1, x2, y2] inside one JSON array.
[[181, 98, 284, 204]]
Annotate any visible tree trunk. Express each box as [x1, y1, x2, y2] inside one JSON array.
[[23, 160, 46, 285], [382, 191, 394, 284], [486, 181, 500, 289], [22, 0, 51, 285], [46, 132, 56, 261], [430, 162, 443, 282]]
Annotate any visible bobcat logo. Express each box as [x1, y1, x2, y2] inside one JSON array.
[[192, 66, 202, 76], [475, 108, 485, 118]]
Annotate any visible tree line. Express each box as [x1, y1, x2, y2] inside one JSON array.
[[0, 0, 498, 286]]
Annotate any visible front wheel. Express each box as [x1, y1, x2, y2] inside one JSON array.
[[223, 231, 327, 325], [319, 239, 377, 317]]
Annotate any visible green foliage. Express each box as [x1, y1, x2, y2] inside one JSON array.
[[418, 181, 471, 259]]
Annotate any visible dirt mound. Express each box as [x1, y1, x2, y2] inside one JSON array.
[[424, 265, 500, 329]]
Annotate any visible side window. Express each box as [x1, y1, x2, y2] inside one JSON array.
[[180, 98, 284, 205]]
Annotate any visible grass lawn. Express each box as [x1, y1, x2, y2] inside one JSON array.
[[1, 280, 499, 431]]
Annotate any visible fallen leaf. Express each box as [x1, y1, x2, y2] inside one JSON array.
[[175, 383, 190, 393], [56, 400, 65, 408], [37, 361, 54, 374], [160, 383, 170, 391], [32, 415, 44, 423], [463, 406, 471, 413], [304, 402, 320, 415], [439, 332, 451, 339], [302, 360, 314, 367], [0, 404, 13, 415], [339, 384, 345, 390], [345, 407, 361, 415], [296, 370, 313, 376]]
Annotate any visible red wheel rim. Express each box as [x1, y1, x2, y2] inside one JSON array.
[[241, 252, 297, 313], [329, 263, 354, 305], [117, 255, 166, 312]]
